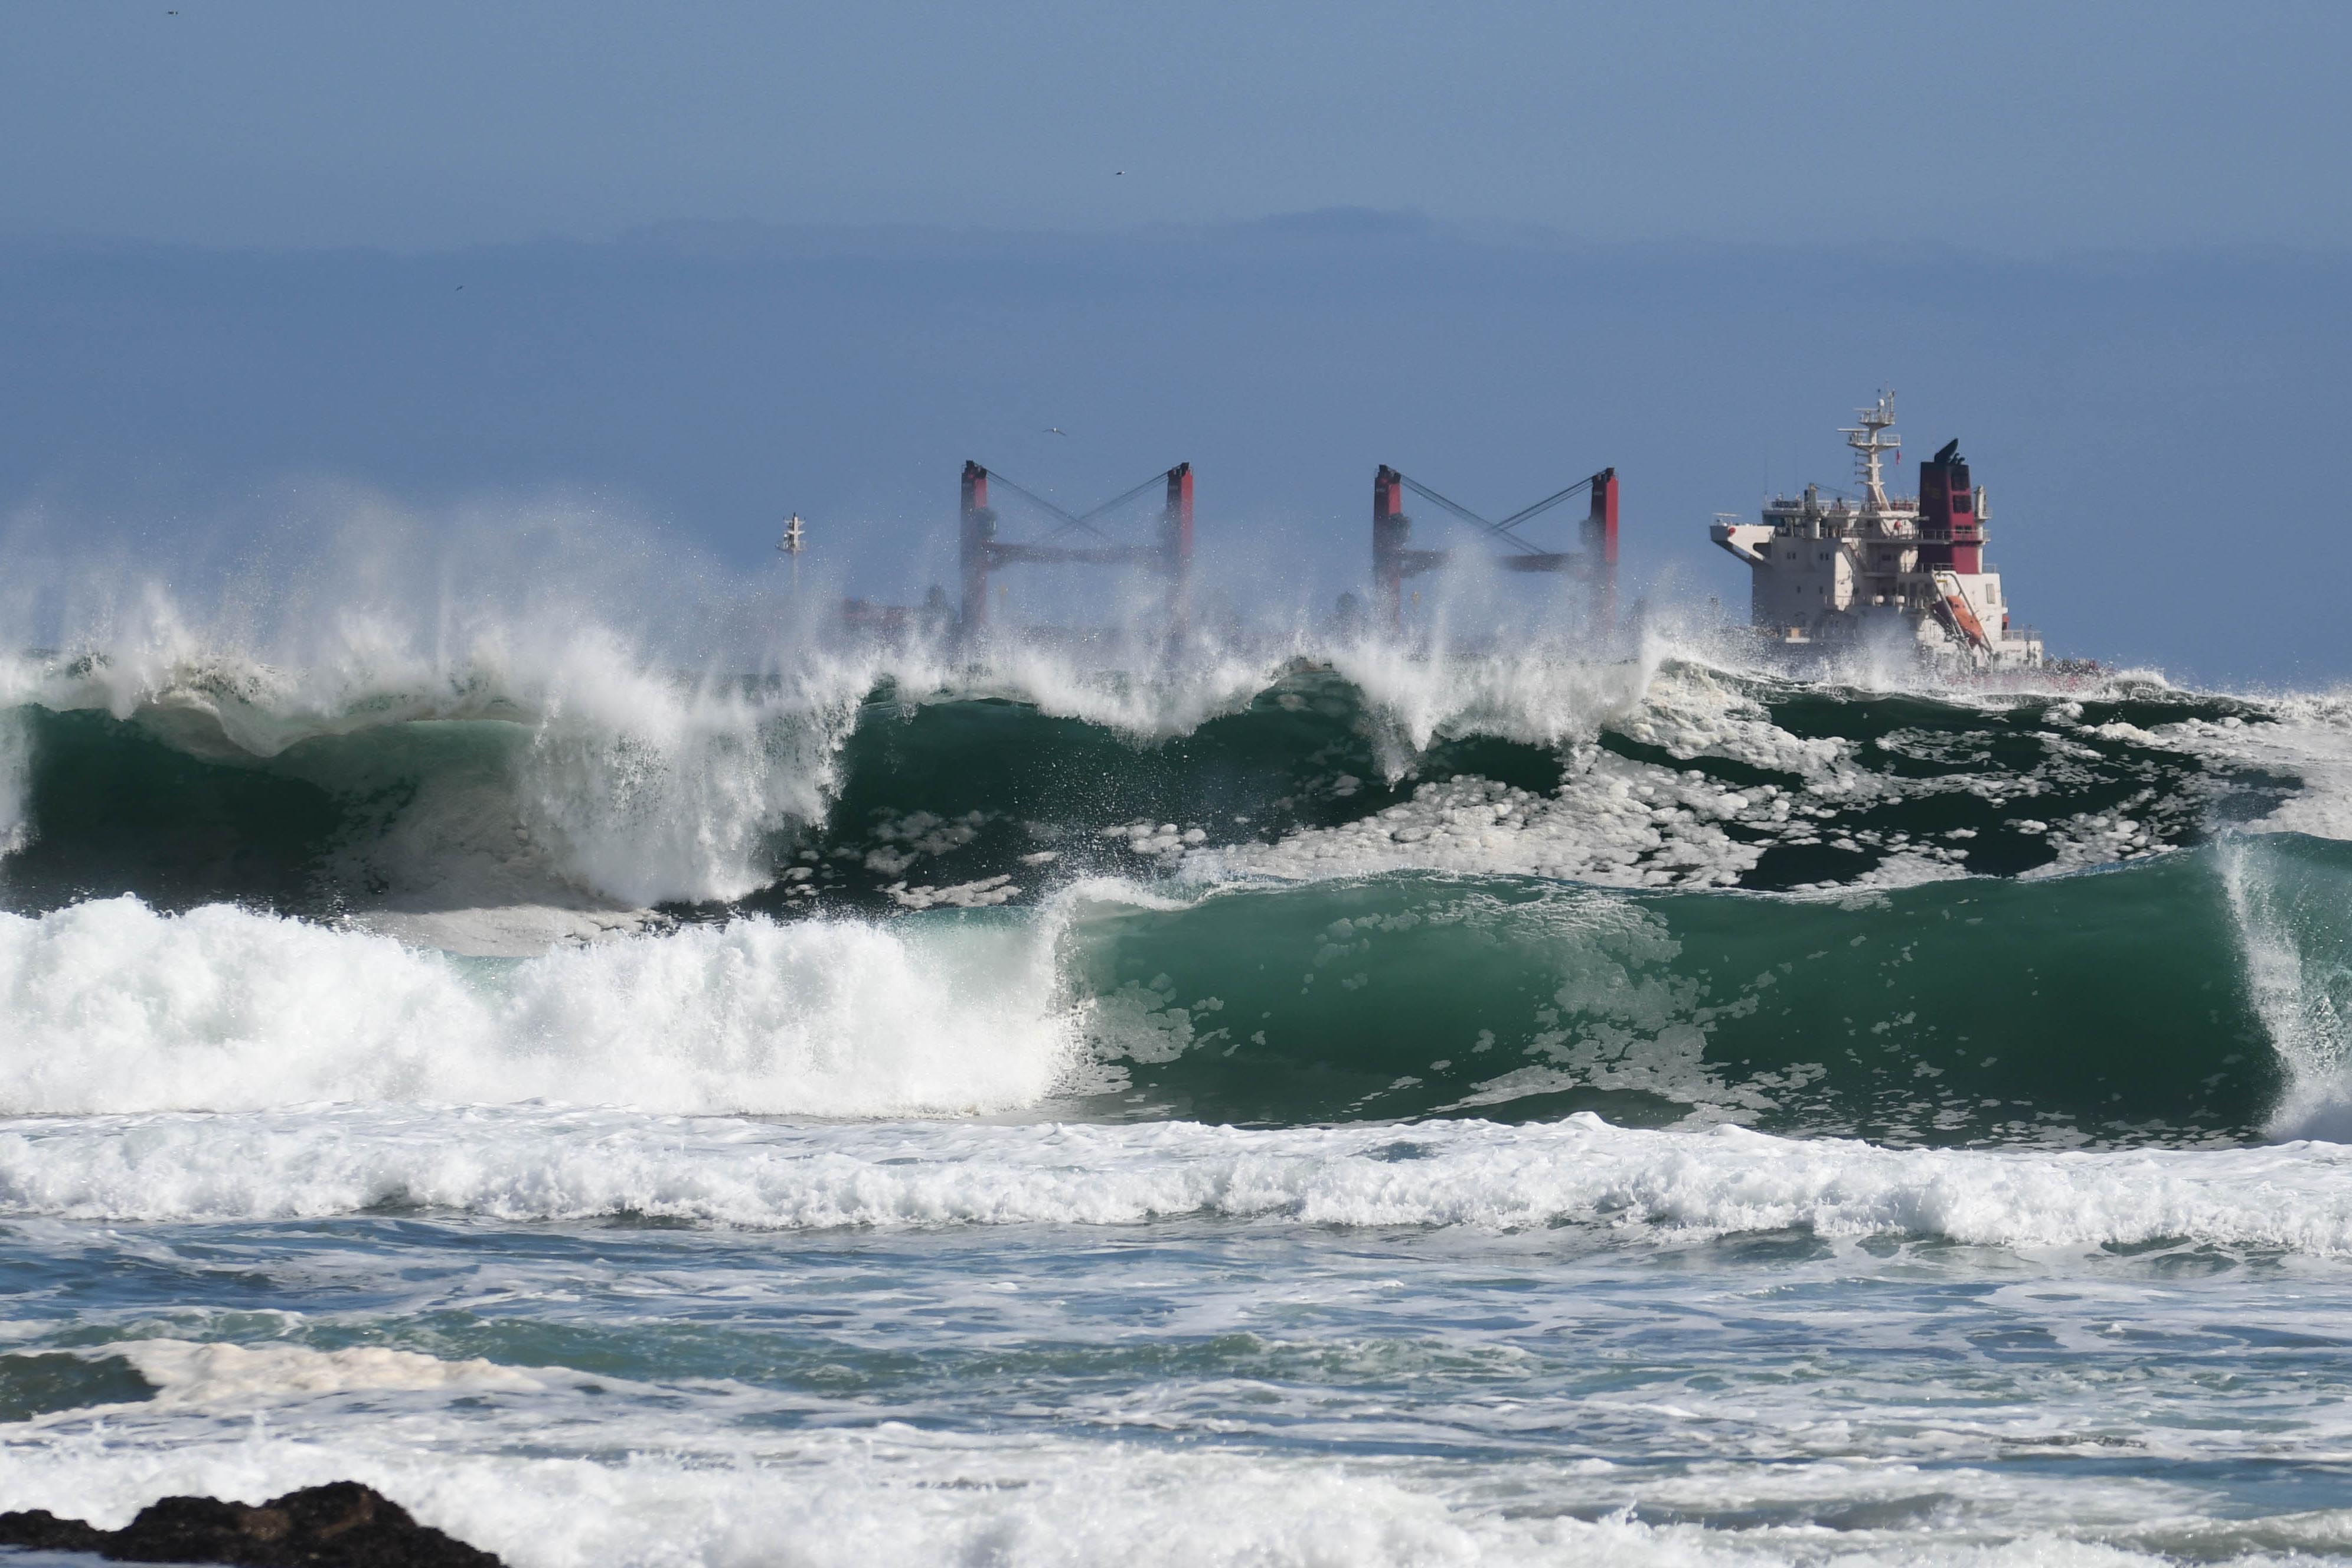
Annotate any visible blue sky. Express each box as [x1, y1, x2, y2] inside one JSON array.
[[8, 1, 2346, 254], [3, 2, 2348, 681]]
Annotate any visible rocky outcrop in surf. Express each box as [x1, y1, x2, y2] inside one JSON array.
[[0, 1481, 500, 1567]]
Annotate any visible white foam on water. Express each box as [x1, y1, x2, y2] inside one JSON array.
[[1183, 654, 2301, 891], [0, 898, 1072, 1116], [9, 1108, 2352, 1254], [1190, 752, 1771, 889], [103, 1339, 548, 1406], [2157, 690, 2352, 842], [1613, 658, 1863, 780], [1175, 657, 2011, 889], [0, 1412, 2255, 1568]]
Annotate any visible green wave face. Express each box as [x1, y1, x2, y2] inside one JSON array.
[[0, 665, 2302, 916], [1057, 845, 2316, 1142], [0, 707, 533, 914]]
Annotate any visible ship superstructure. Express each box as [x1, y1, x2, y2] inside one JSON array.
[[1710, 394, 2043, 667]]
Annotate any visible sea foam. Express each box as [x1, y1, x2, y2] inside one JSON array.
[[0, 898, 1071, 1116], [0, 1423, 2115, 1568], [105, 1340, 550, 1407], [7, 1108, 2352, 1255]]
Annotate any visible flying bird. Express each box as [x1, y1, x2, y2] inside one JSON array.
[[1043, 426, 1067, 436]]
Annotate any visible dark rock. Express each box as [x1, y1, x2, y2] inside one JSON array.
[[0, 1481, 502, 1567], [0, 1507, 110, 1554]]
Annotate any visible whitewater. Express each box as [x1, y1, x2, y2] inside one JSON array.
[[6, 571, 2352, 1565]]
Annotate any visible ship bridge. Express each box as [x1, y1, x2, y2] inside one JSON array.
[[1710, 393, 2043, 668]]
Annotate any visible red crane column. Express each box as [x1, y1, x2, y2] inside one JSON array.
[[1583, 468, 1619, 631], [1372, 465, 1410, 629], [1162, 462, 1194, 632], [960, 461, 994, 631]]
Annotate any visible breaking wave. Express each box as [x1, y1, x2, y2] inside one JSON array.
[[0, 628, 2325, 932], [0, 836, 2348, 1142], [0, 896, 1070, 1117], [4, 597, 2352, 1148]]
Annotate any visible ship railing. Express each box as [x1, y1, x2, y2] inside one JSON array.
[[1766, 494, 1920, 509]]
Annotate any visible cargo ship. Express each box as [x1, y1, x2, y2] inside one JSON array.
[[1710, 393, 2043, 668]]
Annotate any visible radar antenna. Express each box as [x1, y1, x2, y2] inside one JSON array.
[[1838, 390, 1901, 512]]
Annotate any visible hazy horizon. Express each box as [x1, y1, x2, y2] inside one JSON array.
[[5, 218, 2347, 685]]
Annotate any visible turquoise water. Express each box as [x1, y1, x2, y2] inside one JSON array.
[[2, 648, 2351, 1564]]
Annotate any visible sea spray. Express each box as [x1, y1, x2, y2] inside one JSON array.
[[1319, 632, 1657, 775], [0, 620, 887, 910], [0, 707, 30, 858], [2221, 832, 2352, 1139], [509, 655, 858, 909]]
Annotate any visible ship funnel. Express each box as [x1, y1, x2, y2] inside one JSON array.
[[1919, 437, 1981, 573]]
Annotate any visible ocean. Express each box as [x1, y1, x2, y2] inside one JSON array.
[[2, 618, 2351, 1566]]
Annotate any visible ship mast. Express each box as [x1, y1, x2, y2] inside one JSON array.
[[1839, 390, 1900, 514], [778, 512, 805, 594]]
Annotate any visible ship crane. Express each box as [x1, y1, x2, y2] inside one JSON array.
[[959, 460, 1194, 637], [1370, 465, 1619, 632]]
